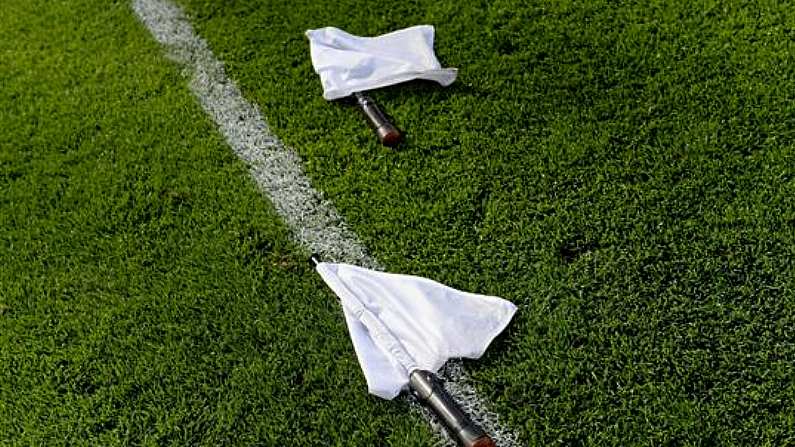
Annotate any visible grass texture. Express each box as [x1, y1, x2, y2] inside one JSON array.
[[0, 1, 434, 445], [176, 0, 795, 445], [2, 0, 795, 445]]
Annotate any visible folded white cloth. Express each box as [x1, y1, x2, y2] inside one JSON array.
[[305, 25, 458, 100], [316, 262, 517, 400]]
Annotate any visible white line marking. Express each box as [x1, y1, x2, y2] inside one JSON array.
[[131, 1, 520, 445]]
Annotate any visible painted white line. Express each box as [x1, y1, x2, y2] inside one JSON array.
[[132, 0, 374, 268], [131, 1, 520, 445]]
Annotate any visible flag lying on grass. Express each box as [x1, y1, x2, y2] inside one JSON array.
[[314, 260, 517, 399], [305, 25, 458, 100]]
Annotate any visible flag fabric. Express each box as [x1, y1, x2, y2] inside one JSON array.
[[305, 25, 458, 101], [315, 262, 517, 399]]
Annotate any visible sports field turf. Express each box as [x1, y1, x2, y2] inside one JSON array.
[[2, 0, 794, 445]]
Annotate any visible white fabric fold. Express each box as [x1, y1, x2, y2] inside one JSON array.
[[316, 262, 517, 400], [305, 25, 458, 100]]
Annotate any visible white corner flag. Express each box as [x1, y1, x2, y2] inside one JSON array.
[[305, 25, 458, 101], [315, 261, 517, 400]]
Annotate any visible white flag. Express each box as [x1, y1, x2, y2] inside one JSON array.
[[316, 262, 517, 400], [305, 25, 458, 101]]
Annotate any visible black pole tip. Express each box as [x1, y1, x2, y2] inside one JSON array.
[[309, 253, 322, 267]]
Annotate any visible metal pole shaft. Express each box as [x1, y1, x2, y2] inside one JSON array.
[[409, 370, 496, 447], [354, 92, 402, 146]]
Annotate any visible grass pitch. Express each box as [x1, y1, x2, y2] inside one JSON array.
[[0, 1, 432, 445], [3, 0, 795, 445]]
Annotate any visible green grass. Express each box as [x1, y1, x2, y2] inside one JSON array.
[[0, 1, 434, 445], [177, 0, 795, 445], [2, 0, 795, 445]]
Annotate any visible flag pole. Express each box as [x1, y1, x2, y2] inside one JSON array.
[[309, 254, 496, 447], [410, 370, 496, 447], [353, 92, 402, 147]]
